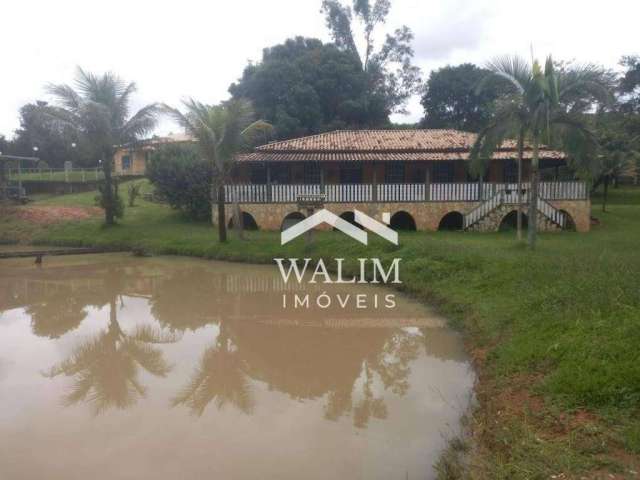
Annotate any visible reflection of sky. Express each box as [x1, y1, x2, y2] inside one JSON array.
[[0, 256, 474, 480]]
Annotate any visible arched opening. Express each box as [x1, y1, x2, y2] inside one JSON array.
[[335, 211, 363, 230], [499, 210, 528, 232], [559, 210, 576, 231], [390, 211, 417, 231], [228, 211, 259, 231], [438, 211, 464, 231], [280, 212, 305, 231]]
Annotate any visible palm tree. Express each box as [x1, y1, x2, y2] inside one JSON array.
[[45, 68, 160, 225], [471, 56, 612, 248], [163, 98, 272, 242]]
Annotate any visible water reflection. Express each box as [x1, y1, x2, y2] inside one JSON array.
[[43, 296, 179, 415], [0, 255, 474, 480], [172, 320, 253, 415]]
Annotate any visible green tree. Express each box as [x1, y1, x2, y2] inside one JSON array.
[[321, 0, 422, 115], [471, 56, 612, 248], [421, 64, 503, 132], [146, 143, 212, 220], [11, 101, 92, 168], [45, 68, 160, 225], [163, 98, 272, 242], [230, 37, 386, 139]]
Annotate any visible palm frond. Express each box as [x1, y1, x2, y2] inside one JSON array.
[[484, 55, 532, 95], [121, 103, 160, 140]]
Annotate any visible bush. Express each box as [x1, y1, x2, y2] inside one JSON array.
[[147, 144, 212, 220], [95, 181, 124, 219], [127, 182, 142, 207]]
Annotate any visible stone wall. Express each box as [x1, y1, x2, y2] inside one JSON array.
[[213, 199, 591, 233]]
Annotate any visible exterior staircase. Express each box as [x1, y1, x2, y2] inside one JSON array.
[[464, 187, 567, 232]]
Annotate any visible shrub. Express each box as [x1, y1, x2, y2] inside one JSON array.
[[95, 180, 124, 219], [147, 144, 212, 221], [127, 182, 142, 207]]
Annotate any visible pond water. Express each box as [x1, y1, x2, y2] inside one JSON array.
[[0, 254, 474, 480]]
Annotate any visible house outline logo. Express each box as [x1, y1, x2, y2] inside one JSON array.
[[281, 209, 398, 245]]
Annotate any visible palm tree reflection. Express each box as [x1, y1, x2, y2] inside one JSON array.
[[172, 322, 253, 416], [44, 298, 179, 415]]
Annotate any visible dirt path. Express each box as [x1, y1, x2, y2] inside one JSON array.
[[10, 205, 102, 224]]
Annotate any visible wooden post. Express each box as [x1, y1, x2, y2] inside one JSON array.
[[319, 162, 325, 194], [266, 163, 272, 203], [424, 163, 431, 201], [478, 174, 484, 201], [372, 162, 378, 202]]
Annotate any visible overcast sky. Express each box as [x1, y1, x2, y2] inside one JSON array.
[[1, 0, 638, 139]]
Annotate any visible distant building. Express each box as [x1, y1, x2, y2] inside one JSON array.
[[113, 133, 193, 175]]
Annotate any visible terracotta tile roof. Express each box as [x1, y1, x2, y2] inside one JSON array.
[[240, 129, 565, 162]]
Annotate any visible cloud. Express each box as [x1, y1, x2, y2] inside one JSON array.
[[411, 2, 492, 61]]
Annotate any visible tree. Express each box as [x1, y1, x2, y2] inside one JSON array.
[[146, 143, 212, 220], [229, 37, 386, 139], [45, 68, 160, 225], [11, 101, 93, 168], [471, 56, 612, 248], [619, 55, 640, 115], [321, 0, 422, 115], [421, 64, 503, 132], [163, 98, 272, 242]]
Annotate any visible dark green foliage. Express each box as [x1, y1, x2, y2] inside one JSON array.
[[421, 64, 502, 132], [321, 0, 422, 115], [619, 55, 640, 114], [95, 181, 124, 219], [11, 102, 94, 168], [229, 37, 388, 139], [146, 144, 211, 220], [127, 182, 142, 207]]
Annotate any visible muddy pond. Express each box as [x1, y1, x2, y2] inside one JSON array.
[[0, 254, 474, 479]]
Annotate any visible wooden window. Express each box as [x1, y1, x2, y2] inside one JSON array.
[[433, 162, 454, 183], [121, 155, 131, 171], [385, 162, 405, 183], [339, 163, 363, 184], [304, 163, 322, 184]]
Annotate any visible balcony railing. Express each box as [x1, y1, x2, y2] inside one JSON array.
[[224, 181, 588, 204]]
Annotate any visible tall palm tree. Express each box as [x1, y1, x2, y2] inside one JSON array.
[[163, 98, 272, 242], [45, 68, 160, 225], [471, 56, 612, 248]]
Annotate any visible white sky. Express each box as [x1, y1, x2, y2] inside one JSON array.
[[1, 0, 638, 139]]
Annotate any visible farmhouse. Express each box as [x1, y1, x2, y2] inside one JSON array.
[[224, 129, 590, 232]]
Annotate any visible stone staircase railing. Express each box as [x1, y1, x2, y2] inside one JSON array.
[[463, 189, 504, 229], [537, 197, 567, 228], [464, 188, 568, 230]]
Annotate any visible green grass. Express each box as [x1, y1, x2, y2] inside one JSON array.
[[2, 183, 640, 477]]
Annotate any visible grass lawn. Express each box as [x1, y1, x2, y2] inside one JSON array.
[[1, 182, 639, 478], [8, 169, 105, 182]]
